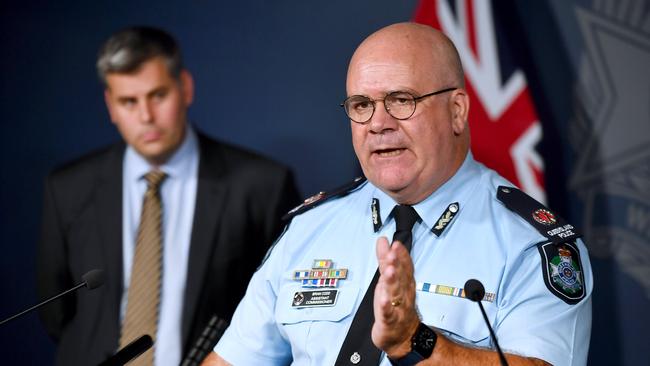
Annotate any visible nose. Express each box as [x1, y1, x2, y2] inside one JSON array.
[[138, 100, 154, 124], [368, 100, 399, 134]]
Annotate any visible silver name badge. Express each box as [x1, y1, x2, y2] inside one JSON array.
[[292, 290, 339, 308]]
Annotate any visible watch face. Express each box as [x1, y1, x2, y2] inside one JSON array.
[[389, 323, 438, 365], [413, 323, 437, 355]]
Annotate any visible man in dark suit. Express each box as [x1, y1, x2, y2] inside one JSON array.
[[36, 26, 301, 366]]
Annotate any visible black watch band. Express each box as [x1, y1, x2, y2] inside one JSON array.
[[388, 322, 437, 366]]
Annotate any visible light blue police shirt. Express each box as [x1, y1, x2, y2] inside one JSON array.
[[215, 153, 593, 366]]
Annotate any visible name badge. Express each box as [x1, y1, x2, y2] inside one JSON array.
[[292, 290, 339, 308]]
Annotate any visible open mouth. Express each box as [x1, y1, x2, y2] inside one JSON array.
[[375, 148, 405, 157]]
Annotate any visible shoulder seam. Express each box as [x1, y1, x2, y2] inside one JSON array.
[[282, 177, 366, 221]]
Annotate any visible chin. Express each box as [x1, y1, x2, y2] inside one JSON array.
[[136, 147, 171, 165], [369, 174, 411, 194]]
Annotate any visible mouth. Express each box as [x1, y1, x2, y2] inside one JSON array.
[[374, 148, 406, 157], [142, 130, 163, 142]]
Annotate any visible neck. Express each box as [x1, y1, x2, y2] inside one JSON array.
[[386, 148, 468, 205]]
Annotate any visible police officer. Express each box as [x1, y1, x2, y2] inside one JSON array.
[[202, 22, 592, 366]]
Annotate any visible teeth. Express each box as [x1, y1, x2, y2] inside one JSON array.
[[377, 149, 403, 157]]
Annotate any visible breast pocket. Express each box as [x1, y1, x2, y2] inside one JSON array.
[[416, 292, 497, 345], [274, 285, 359, 351], [272, 285, 359, 364]]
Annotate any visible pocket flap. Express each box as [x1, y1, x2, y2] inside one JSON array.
[[417, 292, 497, 344]]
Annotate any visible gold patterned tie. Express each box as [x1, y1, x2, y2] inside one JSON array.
[[120, 170, 167, 365]]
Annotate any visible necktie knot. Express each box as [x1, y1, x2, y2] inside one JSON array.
[[393, 204, 419, 232], [144, 170, 167, 190], [391, 205, 419, 252]]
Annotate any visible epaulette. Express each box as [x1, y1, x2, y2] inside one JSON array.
[[496, 186, 581, 244], [282, 177, 366, 221]]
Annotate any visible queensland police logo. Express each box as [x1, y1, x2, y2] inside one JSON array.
[[293, 292, 305, 306], [550, 247, 583, 295], [538, 241, 585, 304], [532, 209, 557, 225]]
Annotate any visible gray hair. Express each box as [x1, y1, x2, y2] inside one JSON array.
[[96, 26, 183, 86]]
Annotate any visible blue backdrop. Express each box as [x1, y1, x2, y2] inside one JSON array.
[[1, 1, 647, 364]]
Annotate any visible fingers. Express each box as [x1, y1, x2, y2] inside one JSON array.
[[376, 236, 390, 264], [374, 235, 416, 318], [372, 236, 420, 355], [373, 272, 401, 324], [376, 236, 413, 280]]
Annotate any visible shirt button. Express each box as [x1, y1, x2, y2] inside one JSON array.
[[350, 352, 361, 364]]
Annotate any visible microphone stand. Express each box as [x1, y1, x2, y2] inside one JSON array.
[[0, 282, 86, 326], [476, 300, 508, 366]]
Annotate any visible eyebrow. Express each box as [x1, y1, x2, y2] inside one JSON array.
[[115, 86, 169, 102], [147, 86, 168, 96]]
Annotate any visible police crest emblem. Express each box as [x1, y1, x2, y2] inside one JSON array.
[[538, 241, 586, 304]]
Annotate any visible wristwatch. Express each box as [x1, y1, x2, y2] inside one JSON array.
[[388, 322, 438, 366]]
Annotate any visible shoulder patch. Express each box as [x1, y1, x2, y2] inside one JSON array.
[[496, 186, 581, 243], [538, 240, 586, 304], [282, 177, 366, 221]]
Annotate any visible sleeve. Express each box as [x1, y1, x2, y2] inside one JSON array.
[[494, 238, 593, 366], [214, 229, 293, 365], [36, 174, 75, 342]]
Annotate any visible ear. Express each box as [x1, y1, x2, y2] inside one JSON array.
[[104, 89, 118, 124], [449, 88, 469, 136], [180, 69, 194, 106]]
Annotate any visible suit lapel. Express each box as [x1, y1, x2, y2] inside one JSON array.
[[95, 143, 125, 339], [181, 134, 228, 347]]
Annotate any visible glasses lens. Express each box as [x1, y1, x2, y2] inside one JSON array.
[[345, 96, 374, 123], [385, 92, 416, 119]]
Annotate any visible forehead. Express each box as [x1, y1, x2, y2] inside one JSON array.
[[346, 47, 437, 97], [105, 57, 175, 94]]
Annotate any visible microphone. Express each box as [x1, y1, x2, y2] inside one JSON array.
[[98, 334, 153, 366], [83, 269, 105, 289], [181, 315, 229, 366], [0, 269, 105, 326], [464, 279, 509, 366]]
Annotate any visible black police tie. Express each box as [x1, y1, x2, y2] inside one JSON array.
[[335, 205, 420, 365], [391, 205, 419, 252]]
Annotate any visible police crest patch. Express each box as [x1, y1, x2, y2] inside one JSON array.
[[538, 241, 586, 304]]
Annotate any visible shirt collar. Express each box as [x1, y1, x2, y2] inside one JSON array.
[[371, 152, 480, 233], [125, 125, 199, 182]]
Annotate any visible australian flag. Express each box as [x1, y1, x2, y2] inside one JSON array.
[[414, 0, 546, 203]]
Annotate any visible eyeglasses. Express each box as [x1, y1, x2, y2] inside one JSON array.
[[341, 87, 457, 124]]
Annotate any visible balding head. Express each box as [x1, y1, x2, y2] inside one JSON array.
[[346, 23, 470, 204], [348, 23, 464, 93]]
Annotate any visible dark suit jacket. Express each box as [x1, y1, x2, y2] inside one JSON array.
[[37, 132, 301, 365]]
